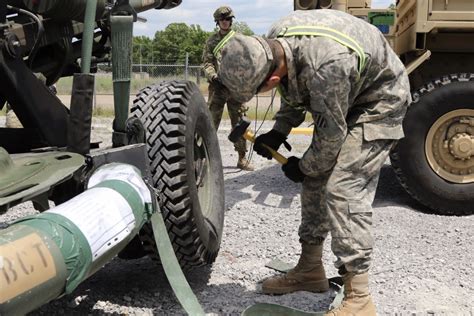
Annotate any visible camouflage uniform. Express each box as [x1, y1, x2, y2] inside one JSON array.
[[202, 31, 248, 154], [219, 10, 411, 274], [266, 10, 411, 274]]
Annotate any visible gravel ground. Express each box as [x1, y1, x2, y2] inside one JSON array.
[[1, 117, 473, 316]]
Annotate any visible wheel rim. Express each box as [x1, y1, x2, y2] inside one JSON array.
[[193, 132, 212, 218], [425, 109, 474, 183]]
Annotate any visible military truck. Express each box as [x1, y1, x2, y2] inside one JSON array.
[[294, 0, 474, 215], [0, 0, 225, 275]]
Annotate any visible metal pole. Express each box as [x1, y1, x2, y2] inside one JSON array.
[[81, 0, 98, 73], [185, 52, 189, 80], [139, 44, 143, 73]]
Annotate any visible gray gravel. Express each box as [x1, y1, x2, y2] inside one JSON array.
[[1, 117, 473, 316]]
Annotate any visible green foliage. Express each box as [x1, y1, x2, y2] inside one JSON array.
[[132, 36, 153, 64], [232, 21, 254, 36], [152, 23, 211, 64], [132, 21, 255, 66]]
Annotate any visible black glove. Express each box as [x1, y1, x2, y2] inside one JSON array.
[[254, 129, 291, 160], [211, 74, 223, 86], [282, 156, 305, 183]]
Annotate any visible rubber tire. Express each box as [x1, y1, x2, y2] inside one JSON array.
[[131, 80, 225, 269], [390, 73, 474, 216]]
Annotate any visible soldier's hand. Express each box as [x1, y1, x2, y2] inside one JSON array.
[[254, 129, 291, 160], [282, 156, 305, 183], [211, 74, 223, 86]]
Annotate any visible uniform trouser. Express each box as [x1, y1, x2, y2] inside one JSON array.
[[299, 124, 394, 274], [207, 83, 248, 153]]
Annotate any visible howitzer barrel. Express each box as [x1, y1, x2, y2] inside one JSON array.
[[9, 0, 181, 21], [0, 164, 152, 315], [18, 0, 107, 21]]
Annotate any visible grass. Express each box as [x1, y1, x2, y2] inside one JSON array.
[[6, 76, 311, 121], [92, 107, 116, 117], [56, 75, 209, 95]]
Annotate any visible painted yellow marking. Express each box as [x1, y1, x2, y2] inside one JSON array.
[[0, 233, 56, 303], [290, 128, 314, 135]]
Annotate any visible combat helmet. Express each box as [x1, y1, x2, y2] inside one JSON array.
[[218, 34, 274, 103], [213, 6, 235, 22]]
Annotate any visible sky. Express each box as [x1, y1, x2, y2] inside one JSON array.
[[134, 0, 394, 38]]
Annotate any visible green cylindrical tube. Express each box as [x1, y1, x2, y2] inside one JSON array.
[[80, 0, 98, 73], [0, 164, 152, 315]]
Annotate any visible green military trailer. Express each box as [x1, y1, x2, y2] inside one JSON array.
[[0, 1, 226, 314], [294, 0, 474, 215]]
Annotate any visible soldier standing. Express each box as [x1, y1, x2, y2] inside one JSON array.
[[217, 9, 411, 316], [202, 6, 254, 171]]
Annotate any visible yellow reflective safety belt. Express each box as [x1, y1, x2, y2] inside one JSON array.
[[278, 26, 367, 74], [213, 30, 236, 56]]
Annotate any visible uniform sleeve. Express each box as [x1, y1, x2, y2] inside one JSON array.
[[273, 99, 307, 135], [202, 37, 217, 81], [299, 57, 354, 177]]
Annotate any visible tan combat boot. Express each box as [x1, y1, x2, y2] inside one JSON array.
[[237, 152, 254, 171], [325, 272, 376, 316], [262, 242, 329, 294]]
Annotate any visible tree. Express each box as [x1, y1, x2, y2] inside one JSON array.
[[232, 21, 254, 36], [133, 21, 255, 66], [132, 36, 152, 64], [212, 21, 255, 36], [152, 23, 211, 64]]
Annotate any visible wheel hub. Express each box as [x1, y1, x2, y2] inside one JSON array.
[[425, 109, 474, 183], [193, 133, 212, 218], [449, 133, 473, 160]]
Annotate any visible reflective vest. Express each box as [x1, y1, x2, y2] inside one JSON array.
[[277, 26, 367, 74], [213, 30, 236, 57], [276, 25, 367, 105]]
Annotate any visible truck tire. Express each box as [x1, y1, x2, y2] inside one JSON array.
[[390, 73, 474, 216], [131, 80, 225, 269]]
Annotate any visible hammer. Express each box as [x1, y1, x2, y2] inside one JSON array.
[[228, 118, 288, 164]]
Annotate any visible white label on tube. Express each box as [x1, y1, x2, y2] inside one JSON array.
[[48, 187, 135, 261]]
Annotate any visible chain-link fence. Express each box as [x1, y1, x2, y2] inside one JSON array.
[[56, 61, 282, 119], [96, 62, 205, 84], [83, 62, 207, 95], [130, 64, 205, 84]]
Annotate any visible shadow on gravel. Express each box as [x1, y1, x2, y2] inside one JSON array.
[[190, 282, 334, 315], [223, 164, 300, 211], [373, 165, 429, 212], [223, 163, 428, 213], [31, 257, 213, 315]]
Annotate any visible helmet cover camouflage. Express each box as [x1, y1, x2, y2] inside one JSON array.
[[218, 34, 273, 103], [213, 6, 235, 21]]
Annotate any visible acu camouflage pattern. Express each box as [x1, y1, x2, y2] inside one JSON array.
[[202, 31, 248, 153], [267, 10, 410, 273], [202, 31, 224, 82], [213, 6, 235, 21], [217, 34, 273, 103]]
